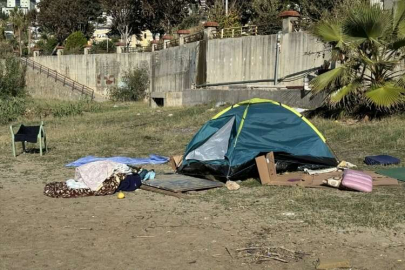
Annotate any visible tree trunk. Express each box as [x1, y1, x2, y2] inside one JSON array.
[[18, 28, 22, 56], [28, 26, 31, 55]]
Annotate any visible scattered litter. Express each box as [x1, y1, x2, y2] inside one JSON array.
[[117, 191, 125, 199], [316, 257, 351, 269], [323, 177, 342, 188], [215, 101, 227, 107], [168, 114, 173, 117], [304, 167, 338, 175], [225, 180, 240, 191], [113, 105, 119, 108], [292, 107, 307, 113], [281, 212, 295, 217], [337, 160, 357, 168], [364, 155, 401, 166], [236, 245, 307, 264], [136, 113, 141, 116]]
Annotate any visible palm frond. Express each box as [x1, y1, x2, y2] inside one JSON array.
[[366, 83, 405, 107], [330, 80, 361, 104], [393, 0, 405, 36], [310, 66, 347, 93], [344, 4, 391, 42], [388, 38, 405, 50], [313, 20, 344, 48]]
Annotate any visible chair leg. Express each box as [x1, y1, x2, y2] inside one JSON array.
[[44, 135, 48, 153], [22, 141, 26, 153], [12, 140, 16, 157], [39, 138, 43, 156]]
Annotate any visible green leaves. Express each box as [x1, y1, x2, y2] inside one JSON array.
[[366, 83, 405, 107], [330, 80, 361, 104], [314, 20, 344, 48], [310, 66, 347, 93]]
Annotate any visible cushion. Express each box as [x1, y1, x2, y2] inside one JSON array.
[[364, 155, 400, 166]]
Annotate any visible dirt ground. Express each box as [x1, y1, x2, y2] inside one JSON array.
[[1, 157, 404, 270]]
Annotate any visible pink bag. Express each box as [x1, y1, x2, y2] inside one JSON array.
[[342, 169, 373, 193]]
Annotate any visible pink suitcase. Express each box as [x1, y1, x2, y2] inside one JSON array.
[[341, 169, 373, 192]]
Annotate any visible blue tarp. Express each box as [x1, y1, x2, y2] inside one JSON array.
[[65, 154, 169, 167]]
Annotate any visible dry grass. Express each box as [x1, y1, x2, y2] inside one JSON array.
[[0, 100, 404, 229]]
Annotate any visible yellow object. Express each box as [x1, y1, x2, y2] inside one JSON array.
[[117, 191, 125, 199]]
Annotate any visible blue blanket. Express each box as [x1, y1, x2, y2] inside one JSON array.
[[66, 154, 169, 167]]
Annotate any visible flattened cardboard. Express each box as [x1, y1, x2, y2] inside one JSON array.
[[255, 152, 277, 185], [169, 155, 183, 171]]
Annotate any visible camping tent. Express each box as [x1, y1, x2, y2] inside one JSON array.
[[178, 98, 338, 180]]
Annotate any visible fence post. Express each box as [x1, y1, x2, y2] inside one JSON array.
[[39, 65, 41, 74], [55, 72, 57, 82], [47, 68, 49, 77], [82, 85, 84, 95], [72, 81, 75, 91], [255, 26, 258, 35], [232, 28, 235, 37], [63, 77, 66, 86]]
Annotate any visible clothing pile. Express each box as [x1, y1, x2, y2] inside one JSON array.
[[44, 160, 152, 198]]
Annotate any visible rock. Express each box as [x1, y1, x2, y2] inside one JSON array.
[[316, 258, 351, 269], [136, 113, 141, 116], [225, 181, 240, 191], [168, 114, 173, 117]]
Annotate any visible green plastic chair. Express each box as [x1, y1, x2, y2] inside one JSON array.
[[10, 121, 47, 157]]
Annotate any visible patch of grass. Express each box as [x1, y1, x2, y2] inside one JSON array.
[[0, 99, 404, 229]]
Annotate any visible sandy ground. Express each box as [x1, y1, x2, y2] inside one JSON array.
[[1, 157, 405, 270]]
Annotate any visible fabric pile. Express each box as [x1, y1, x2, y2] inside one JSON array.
[[44, 160, 154, 198]]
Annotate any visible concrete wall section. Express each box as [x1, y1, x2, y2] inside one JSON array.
[[25, 68, 84, 101], [32, 53, 151, 95], [152, 42, 199, 93]]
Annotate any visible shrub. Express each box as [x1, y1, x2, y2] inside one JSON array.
[[109, 66, 149, 101], [0, 55, 26, 98], [36, 36, 58, 55], [0, 97, 26, 124], [65, 31, 87, 54], [90, 40, 116, 54]]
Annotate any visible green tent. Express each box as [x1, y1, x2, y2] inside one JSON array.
[[178, 98, 338, 180]]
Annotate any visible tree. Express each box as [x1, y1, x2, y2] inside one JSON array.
[[101, 0, 143, 46], [9, 7, 27, 56], [65, 31, 87, 54], [310, 1, 405, 112], [37, 0, 102, 43], [141, 0, 194, 34], [207, 0, 241, 28]]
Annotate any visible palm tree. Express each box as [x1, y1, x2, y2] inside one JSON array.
[[9, 7, 27, 56], [310, 1, 405, 111]]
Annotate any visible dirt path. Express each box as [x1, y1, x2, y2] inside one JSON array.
[[1, 157, 404, 270]]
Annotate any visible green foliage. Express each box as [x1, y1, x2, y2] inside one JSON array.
[[64, 31, 87, 54], [109, 67, 149, 101], [0, 56, 26, 99], [311, 1, 405, 112], [37, 0, 102, 42], [36, 36, 58, 55], [0, 97, 26, 124], [90, 40, 116, 54], [207, 0, 241, 28], [176, 13, 204, 30]]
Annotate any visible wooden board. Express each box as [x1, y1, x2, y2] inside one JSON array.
[[144, 174, 224, 193]]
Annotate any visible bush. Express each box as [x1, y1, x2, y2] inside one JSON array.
[[0, 97, 26, 124], [36, 36, 58, 55], [65, 31, 87, 54], [109, 67, 149, 101], [90, 40, 116, 54], [0, 56, 26, 98]]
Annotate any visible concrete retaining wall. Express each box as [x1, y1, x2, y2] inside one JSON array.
[[30, 32, 329, 107], [25, 68, 84, 101]]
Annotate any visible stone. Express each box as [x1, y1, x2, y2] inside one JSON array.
[[225, 181, 240, 191]]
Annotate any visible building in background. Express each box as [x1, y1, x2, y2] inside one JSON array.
[[2, 0, 37, 14]]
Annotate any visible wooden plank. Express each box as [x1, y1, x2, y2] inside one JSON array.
[[140, 185, 188, 199]]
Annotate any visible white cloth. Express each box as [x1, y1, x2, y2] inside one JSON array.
[[304, 167, 338, 175], [66, 179, 88, 189], [74, 160, 132, 191]]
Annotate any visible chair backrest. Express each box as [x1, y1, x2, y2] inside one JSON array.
[[16, 125, 41, 136]]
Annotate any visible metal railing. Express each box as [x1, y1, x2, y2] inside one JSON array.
[[21, 58, 95, 100], [124, 46, 153, 53], [184, 31, 204, 44], [215, 25, 258, 39]]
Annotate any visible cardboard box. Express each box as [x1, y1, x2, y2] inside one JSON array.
[[255, 152, 277, 185], [169, 155, 183, 171]]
